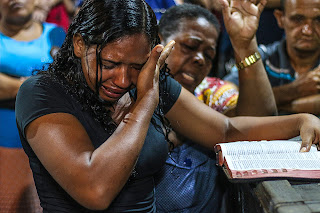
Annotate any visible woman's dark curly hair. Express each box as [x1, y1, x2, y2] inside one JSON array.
[[41, 0, 170, 135]]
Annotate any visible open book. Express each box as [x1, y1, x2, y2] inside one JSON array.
[[214, 140, 320, 182]]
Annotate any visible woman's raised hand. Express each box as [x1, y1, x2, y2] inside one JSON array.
[[218, 0, 267, 48]]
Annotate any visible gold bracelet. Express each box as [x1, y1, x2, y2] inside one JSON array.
[[234, 51, 261, 70]]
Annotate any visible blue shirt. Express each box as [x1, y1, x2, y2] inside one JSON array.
[[154, 141, 223, 213], [0, 22, 65, 148], [145, 0, 177, 20], [223, 39, 320, 87]]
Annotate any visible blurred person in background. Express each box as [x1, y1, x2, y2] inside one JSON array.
[[74, 0, 83, 15], [0, 0, 65, 211], [145, 0, 183, 20], [33, 0, 75, 32]]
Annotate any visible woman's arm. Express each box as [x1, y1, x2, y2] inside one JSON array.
[[166, 87, 320, 151], [279, 94, 320, 115], [0, 73, 24, 100], [25, 99, 154, 210], [220, 0, 277, 116]]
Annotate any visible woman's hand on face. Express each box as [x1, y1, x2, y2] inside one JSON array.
[[136, 41, 175, 104], [299, 114, 320, 152], [218, 0, 267, 47]]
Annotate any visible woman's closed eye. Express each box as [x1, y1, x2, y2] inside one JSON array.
[[181, 43, 197, 52], [103, 64, 116, 70], [101, 59, 145, 71], [130, 64, 144, 71], [102, 61, 118, 70]]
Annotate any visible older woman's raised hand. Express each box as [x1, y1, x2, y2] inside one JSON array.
[[218, 0, 267, 49]]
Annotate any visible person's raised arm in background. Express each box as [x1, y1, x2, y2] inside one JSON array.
[[219, 0, 277, 116], [224, 0, 320, 115], [160, 1, 277, 117]]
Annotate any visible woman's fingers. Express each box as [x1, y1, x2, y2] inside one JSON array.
[[138, 40, 175, 88], [299, 115, 320, 152], [218, 0, 231, 20], [145, 44, 164, 70], [257, 0, 267, 14], [157, 40, 175, 69], [300, 139, 312, 152]]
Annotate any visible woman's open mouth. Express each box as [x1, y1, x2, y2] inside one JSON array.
[[101, 86, 125, 99]]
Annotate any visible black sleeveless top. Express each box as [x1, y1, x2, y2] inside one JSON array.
[[16, 73, 181, 212]]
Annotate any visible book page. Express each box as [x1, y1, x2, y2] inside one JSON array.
[[225, 152, 320, 171], [219, 140, 317, 157]]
